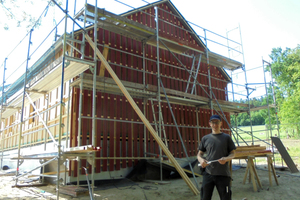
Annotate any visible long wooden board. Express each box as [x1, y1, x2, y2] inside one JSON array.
[[85, 34, 199, 195]]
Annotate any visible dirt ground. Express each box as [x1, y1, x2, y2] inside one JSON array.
[[1, 164, 300, 200]]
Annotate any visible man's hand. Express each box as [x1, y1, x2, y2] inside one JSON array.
[[218, 157, 227, 165], [199, 159, 209, 168], [218, 150, 235, 165], [197, 150, 209, 168]]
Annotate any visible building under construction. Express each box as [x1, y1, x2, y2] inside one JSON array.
[[1, 0, 288, 198]]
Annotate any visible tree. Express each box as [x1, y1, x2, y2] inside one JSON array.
[[230, 96, 269, 127], [268, 45, 300, 137], [0, 0, 60, 30]]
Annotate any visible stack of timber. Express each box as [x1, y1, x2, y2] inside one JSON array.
[[234, 145, 272, 159]]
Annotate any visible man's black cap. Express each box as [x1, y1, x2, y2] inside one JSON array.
[[209, 115, 221, 121]]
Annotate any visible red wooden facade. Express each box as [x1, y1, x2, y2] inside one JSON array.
[[69, 2, 231, 177]]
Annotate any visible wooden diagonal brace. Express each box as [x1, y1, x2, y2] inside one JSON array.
[[85, 34, 199, 195]]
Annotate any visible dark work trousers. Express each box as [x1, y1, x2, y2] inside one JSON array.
[[201, 171, 232, 200]]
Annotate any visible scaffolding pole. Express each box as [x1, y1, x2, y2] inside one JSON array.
[[56, 0, 69, 198], [15, 29, 33, 186], [0, 58, 7, 170]]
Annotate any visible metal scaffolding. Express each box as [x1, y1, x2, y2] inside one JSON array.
[[0, 0, 287, 199]]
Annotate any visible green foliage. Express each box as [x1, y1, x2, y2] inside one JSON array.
[[268, 45, 300, 136], [0, 0, 60, 31], [230, 96, 272, 127]]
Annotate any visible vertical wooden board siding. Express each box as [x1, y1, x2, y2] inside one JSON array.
[[165, 50, 171, 89], [205, 64, 209, 95], [199, 63, 204, 96], [191, 107, 196, 154], [121, 36, 127, 81], [115, 96, 121, 170], [142, 10, 146, 25], [173, 105, 180, 158], [173, 56, 178, 91], [131, 98, 137, 161], [184, 106, 191, 156], [153, 46, 158, 86], [165, 5, 170, 36], [223, 78, 226, 100], [171, 104, 177, 156], [170, 53, 175, 90], [115, 35, 121, 80], [181, 105, 188, 156], [177, 55, 183, 92], [182, 57, 188, 92], [137, 41, 143, 84], [145, 102, 150, 155], [109, 33, 115, 73], [158, 5, 163, 35], [145, 45, 150, 85], [133, 99, 139, 164], [102, 93, 108, 171], [127, 99, 133, 167], [217, 69, 220, 99], [153, 102, 158, 155], [132, 40, 138, 83], [150, 7, 155, 29], [96, 92, 102, 173], [138, 99, 144, 158], [127, 37, 132, 82], [137, 11, 141, 24], [80, 90, 86, 175], [104, 29, 109, 49], [161, 50, 166, 86], [162, 102, 168, 153], [109, 94, 115, 171], [191, 107, 197, 154], [122, 96, 127, 168], [147, 101, 154, 154], [199, 108, 204, 133], [70, 87, 78, 177], [165, 104, 173, 155]]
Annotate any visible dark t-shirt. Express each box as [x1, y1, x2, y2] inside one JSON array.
[[198, 132, 236, 177]]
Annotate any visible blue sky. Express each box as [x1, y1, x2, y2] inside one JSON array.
[[1, 0, 300, 100]]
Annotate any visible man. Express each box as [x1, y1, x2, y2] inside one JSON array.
[[197, 115, 236, 200]]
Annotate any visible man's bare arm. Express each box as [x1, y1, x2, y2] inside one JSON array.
[[218, 150, 235, 164], [197, 150, 208, 168]]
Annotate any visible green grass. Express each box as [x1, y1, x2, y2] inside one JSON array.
[[234, 125, 271, 142]]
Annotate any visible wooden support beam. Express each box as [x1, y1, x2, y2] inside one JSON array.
[[99, 46, 109, 77], [85, 34, 199, 195]]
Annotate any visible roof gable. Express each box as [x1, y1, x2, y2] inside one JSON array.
[[120, 0, 207, 51]]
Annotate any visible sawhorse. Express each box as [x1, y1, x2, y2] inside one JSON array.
[[267, 154, 279, 186], [243, 156, 262, 192], [243, 155, 279, 192]]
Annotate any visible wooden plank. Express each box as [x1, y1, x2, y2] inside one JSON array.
[[99, 46, 109, 76], [236, 145, 261, 149], [271, 136, 299, 173], [85, 34, 199, 195]]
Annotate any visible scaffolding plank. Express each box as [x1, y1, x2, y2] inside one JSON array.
[[271, 137, 299, 173], [85, 34, 199, 195]]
